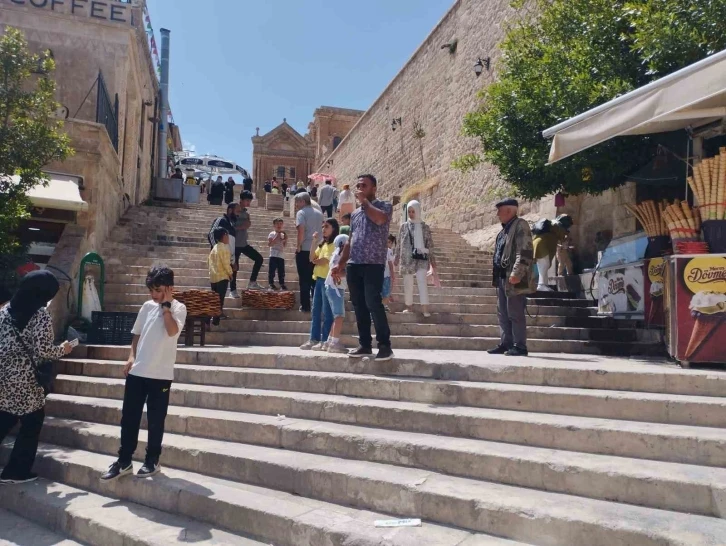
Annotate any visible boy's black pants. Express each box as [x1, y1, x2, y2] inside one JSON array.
[[269, 257, 285, 285], [118, 373, 172, 466], [210, 279, 229, 324]]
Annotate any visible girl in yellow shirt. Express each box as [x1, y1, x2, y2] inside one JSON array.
[[300, 219, 340, 351]]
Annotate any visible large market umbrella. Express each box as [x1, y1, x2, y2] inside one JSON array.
[[308, 172, 337, 186], [176, 155, 250, 178]]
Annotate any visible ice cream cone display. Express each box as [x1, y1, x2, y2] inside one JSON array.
[[684, 291, 726, 360], [624, 201, 668, 237]]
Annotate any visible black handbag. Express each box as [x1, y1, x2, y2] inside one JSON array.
[[408, 226, 429, 261], [12, 327, 55, 397]]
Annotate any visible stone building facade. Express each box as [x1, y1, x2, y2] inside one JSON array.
[[308, 107, 364, 169], [1, 0, 162, 331], [251, 120, 315, 192]]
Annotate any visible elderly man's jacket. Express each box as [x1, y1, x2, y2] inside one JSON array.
[[492, 217, 536, 296]]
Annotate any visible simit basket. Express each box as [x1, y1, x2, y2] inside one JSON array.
[[173, 289, 222, 317], [242, 289, 295, 310], [88, 312, 137, 345]]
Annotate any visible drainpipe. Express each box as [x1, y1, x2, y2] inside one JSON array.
[[157, 28, 171, 180]]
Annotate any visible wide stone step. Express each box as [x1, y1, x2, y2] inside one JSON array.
[[204, 332, 662, 355], [10, 430, 725, 545], [44, 395, 726, 517], [108, 253, 490, 270], [81, 345, 725, 397], [0, 508, 83, 546], [51, 375, 726, 466], [103, 305, 612, 327], [105, 264, 491, 281], [0, 442, 530, 546], [0, 479, 264, 545], [206, 320, 659, 343], [57, 359, 726, 427]]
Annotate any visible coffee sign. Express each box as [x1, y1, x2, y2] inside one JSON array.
[[4, 0, 134, 25]]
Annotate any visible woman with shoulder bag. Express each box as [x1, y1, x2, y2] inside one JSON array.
[[396, 201, 436, 318], [0, 271, 73, 484]]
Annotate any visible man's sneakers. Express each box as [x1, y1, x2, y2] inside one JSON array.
[[100, 460, 133, 481], [280, 284, 289, 291], [505, 345, 529, 357], [229, 290, 241, 299], [269, 283, 279, 291], [0, 472, 38, 485], [248, 281, 263, 291], [487, 344, 510, 355], [311, 342, 328, 352], [348, 346, 373, 358], [135, 461, 161, 478], [100, 460, 160, 481], [300, 340, 316, 350], [375, 345, 394, 361]]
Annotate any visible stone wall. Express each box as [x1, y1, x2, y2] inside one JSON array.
[[320, 0, 535, 233]]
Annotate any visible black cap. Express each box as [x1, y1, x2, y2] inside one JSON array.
[[495, 198, 519, 208]]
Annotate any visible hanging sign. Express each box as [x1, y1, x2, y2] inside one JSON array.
[[4, 0, 133, 25]]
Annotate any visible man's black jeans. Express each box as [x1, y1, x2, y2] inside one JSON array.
[[0, 408, 45, 479], [231, 245, 263, 290], [347, 264, 391, 349], [321, 205, 333, 218], [296, 251, 314, 312], [118, 373, 172, 466]]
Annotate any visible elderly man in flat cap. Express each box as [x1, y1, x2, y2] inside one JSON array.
[[488, 199, 535, 356]]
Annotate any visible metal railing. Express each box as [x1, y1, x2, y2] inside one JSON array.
[[96, 71, 119, 152]]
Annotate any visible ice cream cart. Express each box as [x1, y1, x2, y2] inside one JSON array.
[[665, 254, 726, 366], [596, 233, 647, 318]]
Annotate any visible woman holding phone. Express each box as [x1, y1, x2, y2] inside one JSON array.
[[0, 271, 73, 484]]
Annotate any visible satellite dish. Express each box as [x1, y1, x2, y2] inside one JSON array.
[[54, 105, 69, 119]]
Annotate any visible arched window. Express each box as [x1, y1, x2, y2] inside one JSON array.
[[332, 136, 342, 150]]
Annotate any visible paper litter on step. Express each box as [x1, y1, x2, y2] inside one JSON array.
[[277, 414, 286, 420], [374, 518, 422, 528]]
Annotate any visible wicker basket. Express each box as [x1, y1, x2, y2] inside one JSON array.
[[173, 289, 221, 317], [242, 289, 295, 310]]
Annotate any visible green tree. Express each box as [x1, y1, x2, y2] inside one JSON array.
[[456, 0, 726, 200], [0, 27, 72, 255]]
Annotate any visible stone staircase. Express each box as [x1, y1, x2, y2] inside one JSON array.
[[3, 346, 726, 544], [6, 200, 718, 546], [97, 201, 662, 355]]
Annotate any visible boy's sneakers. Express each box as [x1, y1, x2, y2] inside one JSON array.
[[375, 345, 394, 361], [269, 283, 279, 291], [248, 281, 263, 290], [229, 290, 241, 299], [348, 346, 373, 358], [100, 460, 133, 481], [312, 342, 328, 352], [280, 285, 288, 291], [136, 461, 161, 478], [327, 340, 347, 354], [300, 340, 315, 350], [0, 472, 38, 485]]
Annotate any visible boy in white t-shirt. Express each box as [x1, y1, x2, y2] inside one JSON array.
[[101, 266, 187, 481], [382, 235, 396, 311], [268, 217, 288, 291]]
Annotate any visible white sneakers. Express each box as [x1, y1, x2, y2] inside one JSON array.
[[229, 290, 240, 299], [537, 284, 554, 292], [248, 281, 263, 291]]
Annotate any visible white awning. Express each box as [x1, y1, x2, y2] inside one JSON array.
[[4, 173, 88, 212], [543, 48, 726, 164]]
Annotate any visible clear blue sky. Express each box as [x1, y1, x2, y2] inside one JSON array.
[[146, 0, 453, 175]]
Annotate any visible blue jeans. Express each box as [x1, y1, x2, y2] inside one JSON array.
[[310, 277, 333, 342]]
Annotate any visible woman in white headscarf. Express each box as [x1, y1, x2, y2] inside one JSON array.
[[396, 201, 435, 317]]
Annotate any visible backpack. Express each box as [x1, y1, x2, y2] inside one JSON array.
[[532, 218, 552, 235]]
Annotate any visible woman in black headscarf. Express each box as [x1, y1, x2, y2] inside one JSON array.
[[0, 270, 72, 484]]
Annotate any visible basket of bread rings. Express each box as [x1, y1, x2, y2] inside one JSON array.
[[172, 289, 221, 317], [242, 289, 295, 310]]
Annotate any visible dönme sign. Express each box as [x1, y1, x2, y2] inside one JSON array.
[[3, 0, 133, 25]]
